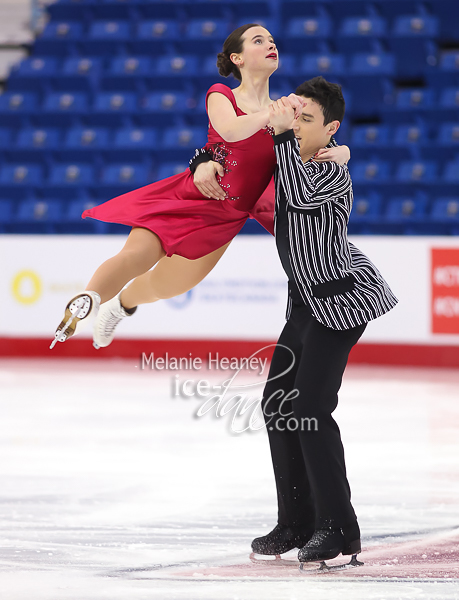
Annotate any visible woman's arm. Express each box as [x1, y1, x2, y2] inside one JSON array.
[[207, 92, 270, 143], [313, 145, 351, 165], [207, 92, 306, 144]]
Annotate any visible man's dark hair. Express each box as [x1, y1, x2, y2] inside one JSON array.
[[295, 76, 345, 125]]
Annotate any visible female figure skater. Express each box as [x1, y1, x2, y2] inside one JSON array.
[[51, 23, 350, 348]]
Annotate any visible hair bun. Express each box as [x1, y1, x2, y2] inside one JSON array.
[[216, 52, 234, 78]]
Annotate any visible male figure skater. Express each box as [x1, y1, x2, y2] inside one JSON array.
[[249, 77, 398, 564]]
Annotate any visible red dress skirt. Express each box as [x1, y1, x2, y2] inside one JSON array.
[[82, 84, 276, 260]]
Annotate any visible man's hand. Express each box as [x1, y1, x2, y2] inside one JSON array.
[[313, 145, 351, 166], [193, 160, 226, 200], [269, 97, 296, 135]]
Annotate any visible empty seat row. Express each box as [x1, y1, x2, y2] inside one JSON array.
[[0, 123, 457, 151], [36, 15, 442, 43], [10, 51, 458, 89], [0, 127, 207, 150], [0, 160, 456, 187]]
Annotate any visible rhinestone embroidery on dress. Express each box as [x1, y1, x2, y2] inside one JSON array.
[[264, 124, 275, 136], [211, 143, 240, 201]]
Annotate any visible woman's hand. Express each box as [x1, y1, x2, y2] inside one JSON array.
[[193, 161, 226, 200], [269, 97, 296, 135], [313, 145, 351, 166], [286, 93, 307, 119]]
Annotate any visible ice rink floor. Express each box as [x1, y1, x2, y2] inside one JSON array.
[[0, 357, 458, 600]]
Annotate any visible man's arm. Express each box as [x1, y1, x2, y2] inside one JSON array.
[[189, 148, 226, 200], [274, 130, 351, 210], [189, 148, 212, 174]]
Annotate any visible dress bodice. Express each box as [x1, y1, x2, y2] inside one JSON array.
[[204, 83, 276, 212]]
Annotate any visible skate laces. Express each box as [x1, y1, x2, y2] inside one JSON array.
[[99, 306, 124, 335]]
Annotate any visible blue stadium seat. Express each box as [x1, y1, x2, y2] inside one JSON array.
[[299, 54, 346, 78], [100, 163, 150, 186], [0, 200, 13, 230], [389, 16, 439, 77], [426, 52, 459, 88], [0, 165, 44, 194], [440, 87, 459, 112], [380, 88, 437, 125], [384, 196, 429, 234], [156, 162, 189, 181], [102, 56, 153, 90], [133, 20, 181, 54], [161, 127, 208, 150], [48, 163, 96, 186], [328, 0, 385, 19], [348, 191, 383, 234], [437, 123, 459, 147], [64, 198, 109, 234], [186, 19, 231, 40], [91, 92, 138, 127], [350, 125, 393, 160], [112, 128, 157, 158], [8, 57, 59, 92], [16, 199, 62, 222], [393, 15, 439, 37], [284, 18, 332, 52], [351, 160, 391, 186], [431, 197, 459, 222], [93, 92, 138, 115], [64, 127, 111, 150], [346, 54, 395, 116], [429, 0, 459, 38], [16, 128, 62, 150], [0, 92, 38, 124], [60, 57, 103, 91], [375, 0, 427, 18], [234, 18, 278, 37], [349, 52, 396, 76], [114, 128, 157, 149], [0, 128, 13, 149], [395, 161, 437, 184], [34, 21, 85, 55], [83, 20, 131, 55], [444, 161, 459, 183], [10, 56, 59, 78], [154, 55, 199, 90], [43, 92, 89, 114], [393, 124, 428, 149], [13, 199, 63, 233], [431, 197, 459, 234], [336, 17, 388, 53]]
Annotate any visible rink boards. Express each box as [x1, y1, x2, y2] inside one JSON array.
[[1, 235, 459, 363]]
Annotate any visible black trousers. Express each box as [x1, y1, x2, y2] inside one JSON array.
[[262, 301, 366, 540]]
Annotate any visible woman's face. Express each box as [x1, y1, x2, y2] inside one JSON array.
[[232, 26, 278, 77]]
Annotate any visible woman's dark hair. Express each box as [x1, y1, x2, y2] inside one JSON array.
[[295, 76, 346, 125], [216, 23, 261, 82]]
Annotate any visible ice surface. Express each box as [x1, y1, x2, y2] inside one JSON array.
[[0, 359, 458, 599]]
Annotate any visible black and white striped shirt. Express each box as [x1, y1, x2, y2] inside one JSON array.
[[274, 129, 398, 331]]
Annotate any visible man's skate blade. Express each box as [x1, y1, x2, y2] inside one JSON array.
[[299, 554, 364, 573]]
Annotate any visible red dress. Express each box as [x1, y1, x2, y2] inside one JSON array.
[[82, 84, 276, 259]]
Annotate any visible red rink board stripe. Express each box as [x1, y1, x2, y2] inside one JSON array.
[[1, 337, 459, 367]]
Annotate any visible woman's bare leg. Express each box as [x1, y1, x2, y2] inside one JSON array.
[[85, 227, 166, 303], [119, 241, 231, 308]]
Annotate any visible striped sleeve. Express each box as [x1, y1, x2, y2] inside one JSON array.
[[273, 129, 351, 209]]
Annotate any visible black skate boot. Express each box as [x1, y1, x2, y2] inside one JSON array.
[[298, 526, 363, 571], [251, 524, 314, 556]]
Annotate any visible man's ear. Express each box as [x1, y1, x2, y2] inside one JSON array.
[[327, 120, 340, 136]]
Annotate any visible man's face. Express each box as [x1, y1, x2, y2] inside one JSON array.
[[292, 97, 340, 159]]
